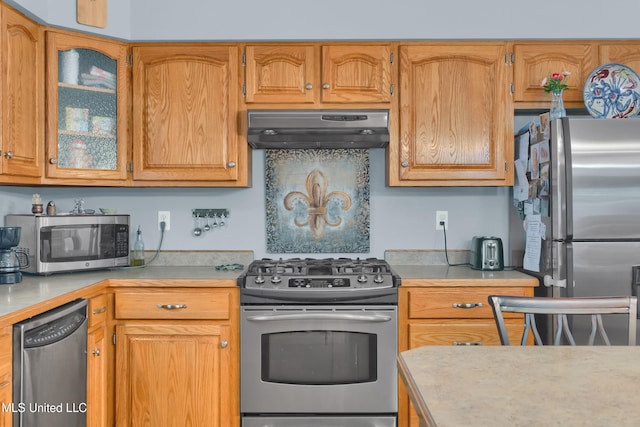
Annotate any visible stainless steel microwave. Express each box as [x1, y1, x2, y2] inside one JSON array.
[[5, 214, 130, 275]]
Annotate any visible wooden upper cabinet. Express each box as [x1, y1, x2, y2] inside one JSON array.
[[320, 44, 392, 103], [599, 42, 640, 76], [512, 42, 599, 104], [243, 43, 393, 104], [132, 44, 248, 186], [391, 43, 513, 186], [44, 30, 129, 184], [244, 44, 316, 103], [0, 5, 44, 183]]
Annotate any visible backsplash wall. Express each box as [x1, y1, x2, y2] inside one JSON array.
[[0, 149, 510, 260]]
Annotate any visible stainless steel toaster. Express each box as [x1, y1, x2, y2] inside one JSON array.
[[470, 236, 504, 271]]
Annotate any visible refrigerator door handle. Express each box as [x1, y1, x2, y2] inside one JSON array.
[[561, 118, 574, 239], [552, 117, 574, 240]]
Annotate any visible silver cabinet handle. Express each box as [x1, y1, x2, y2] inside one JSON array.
[[453, 342, 483, 346], [4, 151, 13, 159], [452, 303, 483, 308], [322, 83, 330, 89], [157, 304, 188, 310], [305, 83, 313, 90], [401, 161, 409, 167], [92, 348, 101, 356], [220, 340, 228, 348], [228, 161, 236, 168], [49, 157, 58, 164], [92, 306, 106, 315]]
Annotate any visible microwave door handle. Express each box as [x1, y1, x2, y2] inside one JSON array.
[[246, 313, 393, 322]]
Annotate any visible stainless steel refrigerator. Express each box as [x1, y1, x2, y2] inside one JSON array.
[[509, 116, 640, 345]]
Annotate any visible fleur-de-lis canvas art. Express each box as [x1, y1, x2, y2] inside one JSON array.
[[265, 149, 370, 253]]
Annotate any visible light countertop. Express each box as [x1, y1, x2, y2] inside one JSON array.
[[0, 250, 537, 326], [0, 266, 244, 325], [398, 345, 640, 427], [391, 264, 537, 286]]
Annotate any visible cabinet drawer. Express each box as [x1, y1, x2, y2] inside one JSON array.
[[408, 320, 523, 347], [88, 294, 108, 329], [407, 287, 531, 319], [115, 289, 231, 320]]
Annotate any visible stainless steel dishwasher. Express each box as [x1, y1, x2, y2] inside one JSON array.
[[12, 298, 88, 427]]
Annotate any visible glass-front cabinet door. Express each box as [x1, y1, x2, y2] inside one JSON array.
[[45, 31, 129, 184]]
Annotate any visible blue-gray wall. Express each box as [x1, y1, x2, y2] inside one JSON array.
[[0, 0, 619, 259], [5, 0, 640, 40], [0, 149, 514, 259]]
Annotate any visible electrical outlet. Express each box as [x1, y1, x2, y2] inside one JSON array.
[[435, 210, 448, 230], [158, 211, 170, 231]]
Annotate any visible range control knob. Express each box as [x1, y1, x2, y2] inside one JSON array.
[[255, 274, 265, 285], [373, 274, 384, 284], [271, 275, 282, 284], [357, 274, 368, 283]]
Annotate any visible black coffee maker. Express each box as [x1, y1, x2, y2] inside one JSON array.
[[0, 227, 29, 284]]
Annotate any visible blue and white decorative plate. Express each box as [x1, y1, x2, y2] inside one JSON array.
[[583, 63, 640, 118]]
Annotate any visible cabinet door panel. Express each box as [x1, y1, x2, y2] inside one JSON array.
[[396, 44, 512, 184], [0, 327, 11, 427], [133, 45, 241, 182], [321, 44, 392, 103], [116, 323, 231, 427], [1, 5, 43, 180], [45, 32, 129, 183], [87, 326, 107, 427], [512, 42, 598, 103], [244, 45, 316, 103], [599, 43, 640, 77]]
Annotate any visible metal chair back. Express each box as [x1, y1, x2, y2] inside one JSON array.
[[488, 295, 637, 346]]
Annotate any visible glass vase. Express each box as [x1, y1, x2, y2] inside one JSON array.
[[549, 89, 566, 120]]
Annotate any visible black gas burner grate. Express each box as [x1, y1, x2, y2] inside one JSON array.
[[247, 257, 392, 276]]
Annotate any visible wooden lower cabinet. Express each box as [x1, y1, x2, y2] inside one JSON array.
[[87, 294, 109, 427], [114, 288, 238, 427], [0, 326, 11, 427], [398, 284, 535, 427]]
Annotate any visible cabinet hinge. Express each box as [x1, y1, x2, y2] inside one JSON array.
[[504, 52, 514, 65], [126, 161, 133, 174], [113, 331, 116, 345], [126, 54, 133, 67], [242, 52, 246, 67], [390, 52, 394, 65], [505, 160, 510, 172], [510, 52, 515, 64], [510, 82, 515, 95], [390, 83, 395, 97], [242, 83, 246, 98]]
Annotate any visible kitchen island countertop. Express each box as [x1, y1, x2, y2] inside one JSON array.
[[398, 345, 640, 427]]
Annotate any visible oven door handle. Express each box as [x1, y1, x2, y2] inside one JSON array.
[[246, 313, 393, 322]]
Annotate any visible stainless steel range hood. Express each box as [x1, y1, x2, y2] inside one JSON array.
[[247, 109, 389, 149]]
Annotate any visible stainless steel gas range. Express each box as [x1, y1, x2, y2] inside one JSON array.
[[238, 257, 401, 427]]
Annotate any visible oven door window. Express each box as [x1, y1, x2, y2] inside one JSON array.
[[261, 330, 376, 385]]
